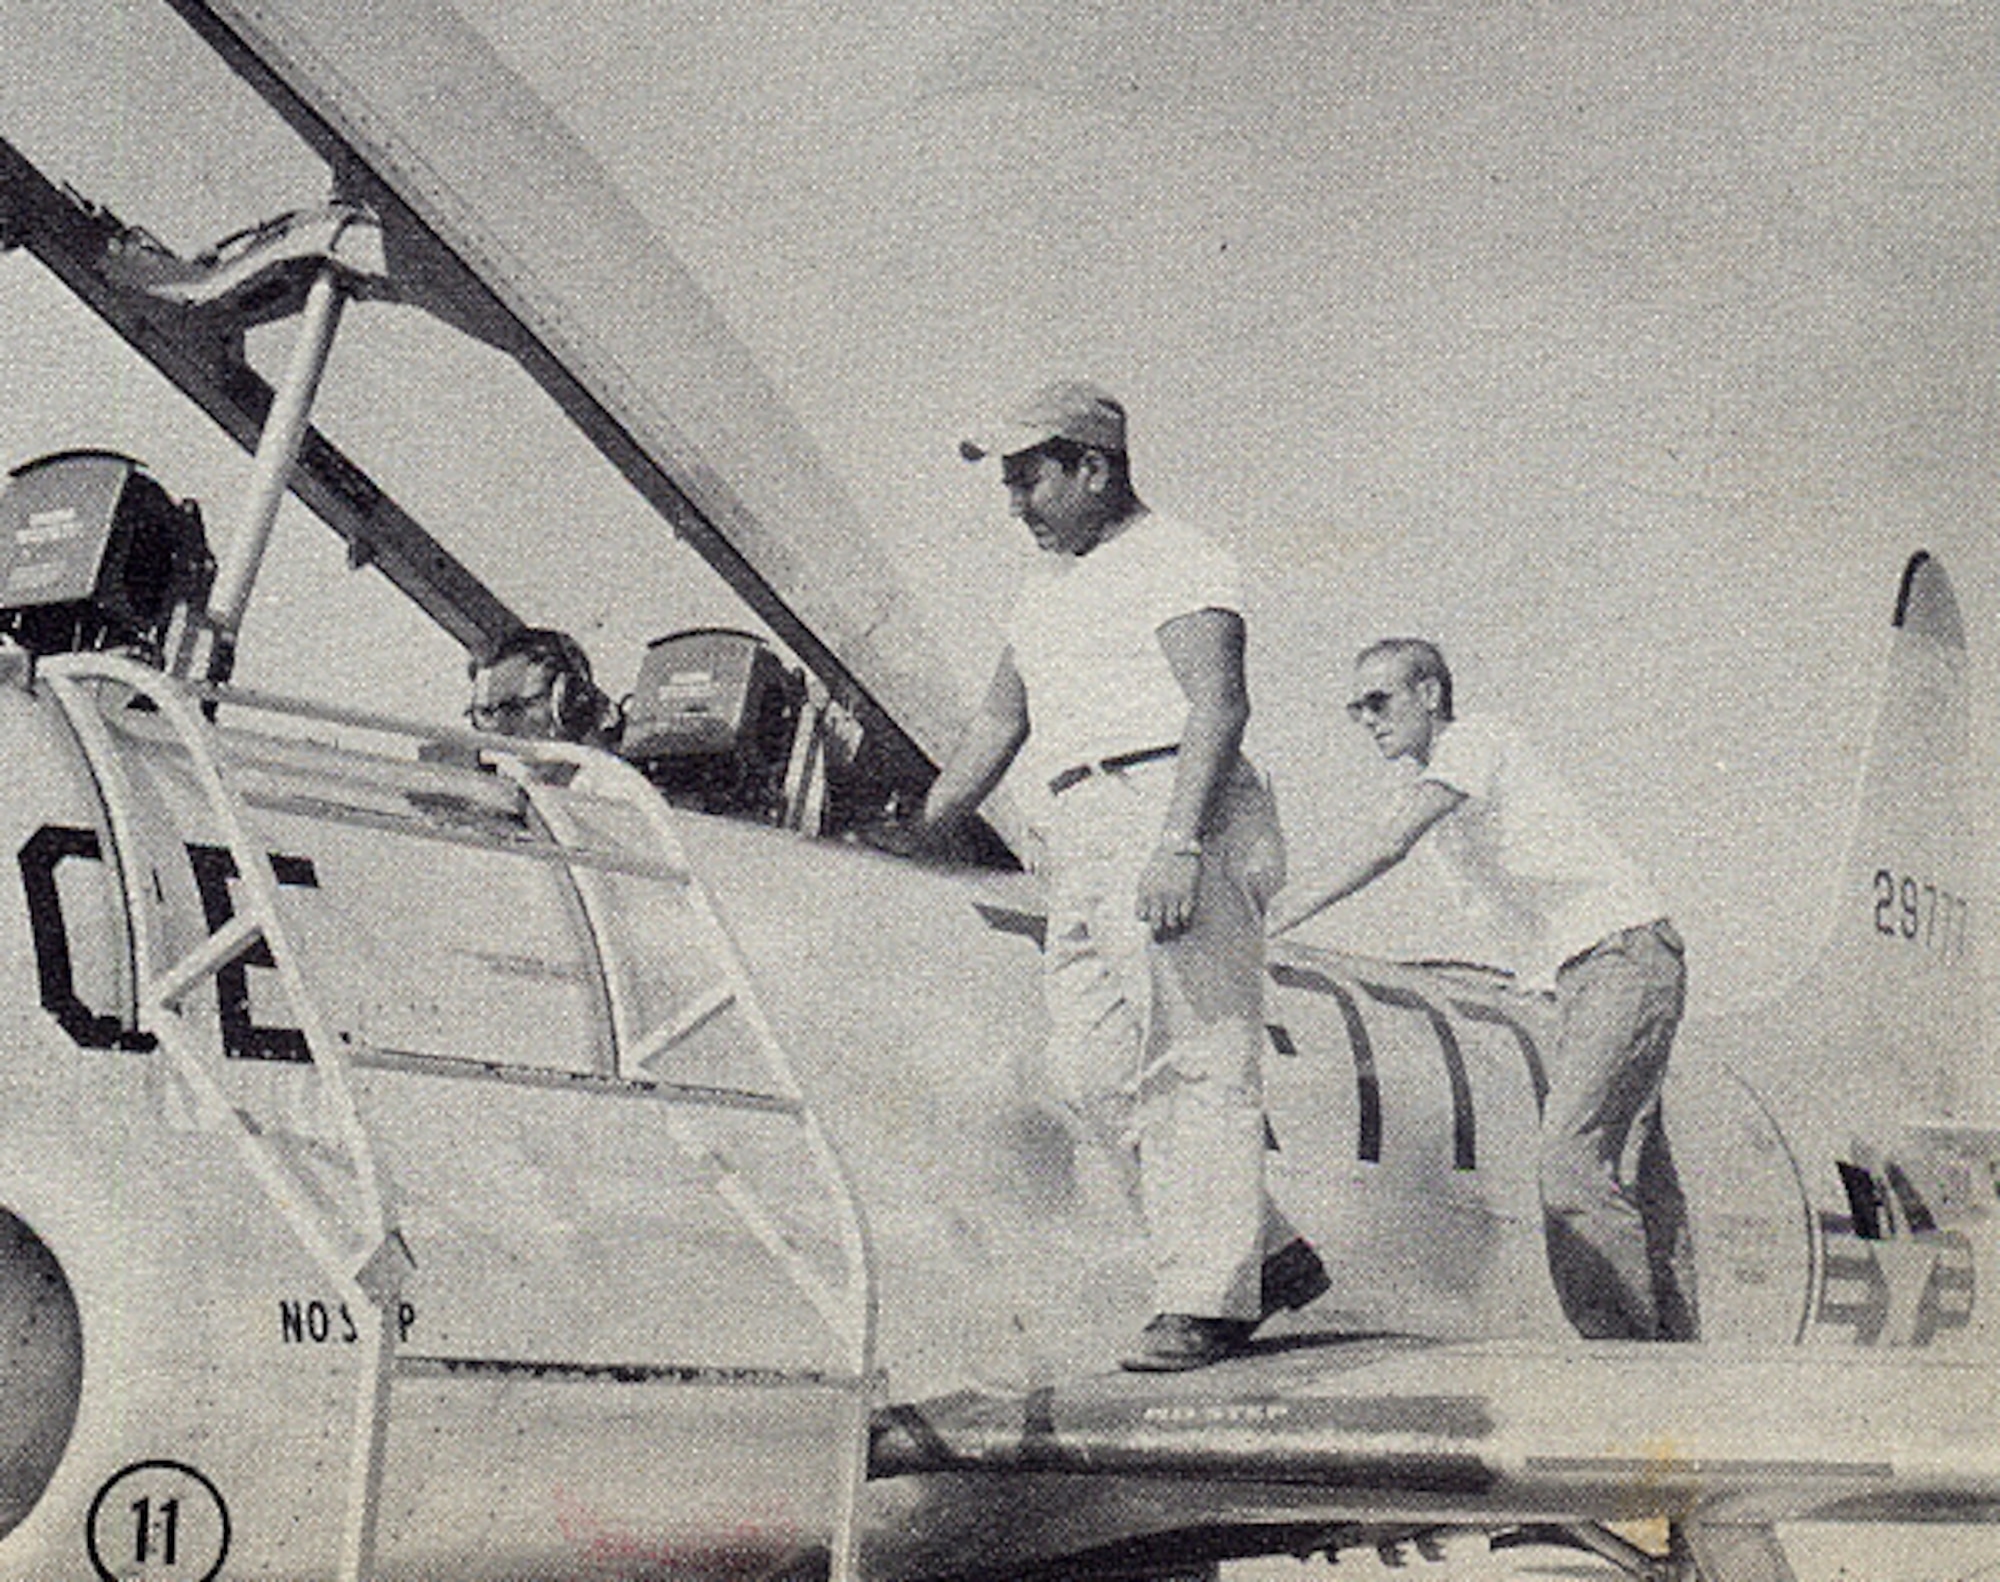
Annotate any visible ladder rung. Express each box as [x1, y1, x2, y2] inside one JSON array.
[[146, 911, 266, 1009], [631, 981, 738, 1071]]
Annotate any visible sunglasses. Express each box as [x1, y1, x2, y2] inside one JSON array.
[[1345, 689, 1397, 723]]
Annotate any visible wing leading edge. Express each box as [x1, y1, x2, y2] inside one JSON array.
[[872, 1334, 2000, 1530]]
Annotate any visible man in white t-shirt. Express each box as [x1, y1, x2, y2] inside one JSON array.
[[923, 380, 1324, 1371], [1269, 637, 1696, 1341]]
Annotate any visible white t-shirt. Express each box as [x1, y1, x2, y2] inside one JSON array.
[[1006, 512, 1241, 791], [1417, 714, 1663, 988]]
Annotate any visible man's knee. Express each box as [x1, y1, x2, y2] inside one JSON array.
[[1043, 1016, 1144, 1142], [1538, 1135, 1619, 1221]]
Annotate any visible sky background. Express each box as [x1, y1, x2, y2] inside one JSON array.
[[2, 6, 1996, 1579]]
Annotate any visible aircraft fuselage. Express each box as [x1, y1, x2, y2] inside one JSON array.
[[0, 652, 1989, 1580]]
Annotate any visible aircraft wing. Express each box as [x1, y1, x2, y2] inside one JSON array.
[[872, 1335, 2000, 1553]]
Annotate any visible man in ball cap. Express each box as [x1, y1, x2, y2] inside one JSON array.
[[926, 380, 1326, 1370]]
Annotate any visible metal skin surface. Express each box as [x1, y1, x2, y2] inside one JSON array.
[[0, 553, 1987, 1580], [0, 676, 866, 1581]]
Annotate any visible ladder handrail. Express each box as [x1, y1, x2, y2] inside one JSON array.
[[40, 653, 407, 1582], [40, 657, 401, 1264], [47, 659, 880, 1582], [496, 743, 880, 1582]]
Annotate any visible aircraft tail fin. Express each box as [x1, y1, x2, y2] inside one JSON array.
[[1856, 552, 1970, 887], [1807, 551, 1982, 1126], [1736, 548, 1984, 1224]]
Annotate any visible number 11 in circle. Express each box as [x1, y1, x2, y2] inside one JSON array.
[[133, 1495, 179, 1566]]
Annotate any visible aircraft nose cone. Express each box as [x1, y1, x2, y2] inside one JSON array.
[[0, 1210, 83, 1540]]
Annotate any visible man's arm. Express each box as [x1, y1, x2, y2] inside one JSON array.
[[922, 647, 1030, 833], [1266, 778, 1466, 937], [1137, 608, 1251, 939]]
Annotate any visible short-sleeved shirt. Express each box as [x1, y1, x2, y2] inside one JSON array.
[[1006, 512, 1241, 792], [1417, 713, 1663, 989]]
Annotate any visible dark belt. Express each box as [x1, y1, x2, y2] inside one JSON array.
[[1048, 744, 1178, 797]]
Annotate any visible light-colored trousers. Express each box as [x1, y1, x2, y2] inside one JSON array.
[[1543, 918, 1699, 1340], [1040, 759, 1296, 1319]]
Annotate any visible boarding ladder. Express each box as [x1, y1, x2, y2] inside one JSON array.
[[39, 653, 879, 1582]]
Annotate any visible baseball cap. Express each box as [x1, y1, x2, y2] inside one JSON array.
[[958, 380, 1129, 463]]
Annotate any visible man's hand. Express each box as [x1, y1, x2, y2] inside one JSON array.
[[1136, 847, 1202, 939]]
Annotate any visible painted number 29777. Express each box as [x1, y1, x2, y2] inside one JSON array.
[[1872, 868, 1971, 962]]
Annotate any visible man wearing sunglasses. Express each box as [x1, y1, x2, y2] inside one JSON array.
[[923, 380, 1323, 1372], [1270, 637, 1696, 1343]]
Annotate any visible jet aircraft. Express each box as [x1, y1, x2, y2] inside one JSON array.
[[0, 3, 1994, 1581]]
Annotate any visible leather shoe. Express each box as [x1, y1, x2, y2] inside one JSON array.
[[1259, 1238, 1331, 1318], [1119, 1313, 1254, 1372]]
